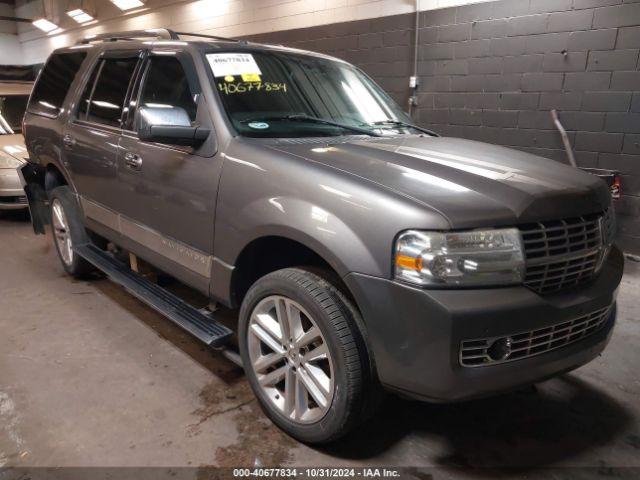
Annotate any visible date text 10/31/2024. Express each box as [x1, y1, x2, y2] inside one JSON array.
[[231, 468, 403, 478]]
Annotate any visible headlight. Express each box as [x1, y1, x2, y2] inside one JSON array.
[[394, 229, 525, 287], [0, 154, 22, 169]]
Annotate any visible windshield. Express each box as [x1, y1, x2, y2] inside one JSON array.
[[0, 95, 29, 134], [206, 50, 413, 138]]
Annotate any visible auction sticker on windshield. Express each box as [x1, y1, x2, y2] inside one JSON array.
[[207, 53, 262, 77]]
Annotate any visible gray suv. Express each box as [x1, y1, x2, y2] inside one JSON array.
[[21, 29, 623, 443]]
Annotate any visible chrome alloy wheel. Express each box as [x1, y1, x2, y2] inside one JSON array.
[[51, 198, 73, 267], [247, 295, 335, 424]]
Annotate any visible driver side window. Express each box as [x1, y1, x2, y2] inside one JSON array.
[[138, 56, 197, 124]]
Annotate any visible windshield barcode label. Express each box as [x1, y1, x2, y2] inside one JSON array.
[[207, 53, 262, 77]]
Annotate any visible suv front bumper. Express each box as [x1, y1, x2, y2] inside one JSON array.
[[344, 246, 624, 402]]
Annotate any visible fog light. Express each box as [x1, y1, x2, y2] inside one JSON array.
[[487, 337, 512, 361]]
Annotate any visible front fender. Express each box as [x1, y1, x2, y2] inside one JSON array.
[[210, 195, 381, 305], [210, 141, 449, 305], [237, 196, 380, 276]]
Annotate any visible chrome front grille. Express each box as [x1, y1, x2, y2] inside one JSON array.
[[520, 209, 613, 294], [460, 305, 612, 367]]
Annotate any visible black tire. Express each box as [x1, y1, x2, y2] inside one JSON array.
[[303, 265, 385, 424], [239, 267, 372, 443], [48, 186, 95, 278]]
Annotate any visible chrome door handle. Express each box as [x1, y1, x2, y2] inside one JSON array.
[[63, 134, 76, 149], [124, 152, 142, 170]]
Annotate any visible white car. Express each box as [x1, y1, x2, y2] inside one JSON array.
[[0, 82, 31, 211]]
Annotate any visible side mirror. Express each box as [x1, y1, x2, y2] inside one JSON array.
[[137, 105, 210, 147]]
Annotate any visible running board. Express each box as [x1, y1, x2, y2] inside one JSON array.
[[73, 244, 233, 347]]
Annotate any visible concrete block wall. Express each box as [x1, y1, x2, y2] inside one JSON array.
[[245, 0, 640, 253]]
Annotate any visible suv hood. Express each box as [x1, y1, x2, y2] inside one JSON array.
[[268, 136, 610, 228]]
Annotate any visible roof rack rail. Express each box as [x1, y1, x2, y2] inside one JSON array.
[[77, 28, 245, 45], [172, 31, 244, 43], [77, 28, 179, 44]]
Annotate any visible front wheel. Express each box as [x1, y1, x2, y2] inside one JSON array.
[[239, 268, 371, 443]]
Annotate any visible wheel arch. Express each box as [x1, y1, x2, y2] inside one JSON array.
[[20, 160, 78, 235], [44, 163, 69, 192], [227, 234, 355, 309], [221, 231, 381, 380]]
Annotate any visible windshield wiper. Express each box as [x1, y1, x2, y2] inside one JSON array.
[[241, 114, 382, 138], [370, 120, 439, 137]]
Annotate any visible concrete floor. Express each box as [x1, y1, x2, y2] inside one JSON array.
[[1, 210, 639, 475]]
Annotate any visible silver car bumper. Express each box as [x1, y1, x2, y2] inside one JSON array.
[[0, 168, 28, 210]]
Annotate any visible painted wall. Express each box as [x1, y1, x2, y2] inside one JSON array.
[[0, 3, 22, 65], [14, 0, 497, 64], [0, 34, 23, 64], [243, 0, 640, 251]]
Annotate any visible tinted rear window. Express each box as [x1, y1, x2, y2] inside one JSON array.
[[83, 57, 138, 127], [29, 52, 86, 117], [77, 59, 102, 120]]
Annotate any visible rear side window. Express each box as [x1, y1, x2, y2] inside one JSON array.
[[77, 60, 102, 120], [80, 57, 138, 127], [29, 52, 86, 117], [138, 56, 197, 122]]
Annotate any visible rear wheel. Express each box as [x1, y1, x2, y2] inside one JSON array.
[[239, 268, 372, 443], [49, 186, 94, 278]]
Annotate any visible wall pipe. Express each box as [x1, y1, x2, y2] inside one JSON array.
[[409, 0, 420, 117], [551, 109, 577, 168]]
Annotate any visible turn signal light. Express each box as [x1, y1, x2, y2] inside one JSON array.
[[395, 254, 423, 272]]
